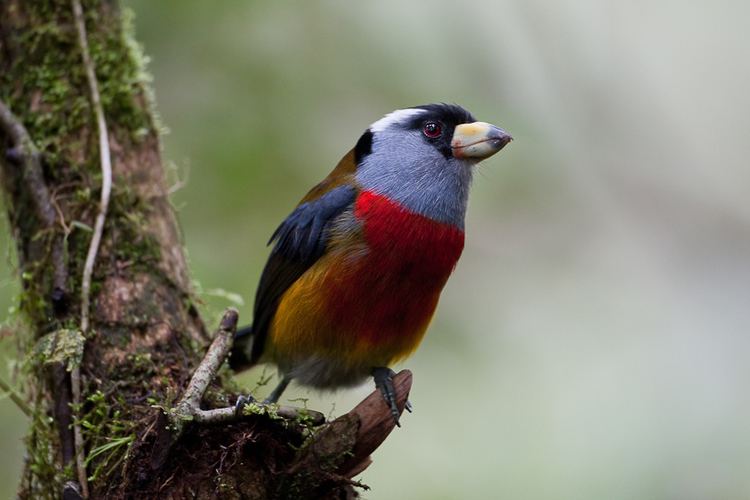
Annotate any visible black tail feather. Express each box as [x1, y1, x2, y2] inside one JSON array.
[[229, 324, 254, 371], [235, 324, 253, 339]]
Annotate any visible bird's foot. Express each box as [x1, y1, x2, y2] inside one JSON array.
[[234, 394, 256, 416], [236, 375, 292, 415], [372, 367, 404, 426]]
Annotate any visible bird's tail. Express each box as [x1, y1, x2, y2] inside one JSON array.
[[228, 324, 254, 372]]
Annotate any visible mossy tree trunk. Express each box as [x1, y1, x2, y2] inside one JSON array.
[[0, 2, 405, 498], [0, 0, 212, 496]]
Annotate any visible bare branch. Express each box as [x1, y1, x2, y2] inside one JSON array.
[[0, 99, 68, 303], [282, 371, 412, 495], [170, 309, 326, 429], [71, 0, 115, 495], [194, 403, 325, 425], [71, 0, 112, 335], [171, 309, 238, 424], [0, 375, 32, 417], [0, 100, 55, 226], [340, 370, 412, 477]]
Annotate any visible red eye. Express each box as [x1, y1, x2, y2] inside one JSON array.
[[422, 121, 442, 138]]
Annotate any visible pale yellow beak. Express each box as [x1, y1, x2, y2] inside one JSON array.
[[451, 121, 512, 160]]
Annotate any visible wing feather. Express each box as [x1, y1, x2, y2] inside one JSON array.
[[248, 184, 357, 364]]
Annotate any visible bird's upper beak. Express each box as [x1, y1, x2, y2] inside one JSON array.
[[451, 122, 512, 160]]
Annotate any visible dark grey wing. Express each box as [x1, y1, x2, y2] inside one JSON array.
[[229, 184, 356, 369]]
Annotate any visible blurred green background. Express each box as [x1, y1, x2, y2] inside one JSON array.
[[2, 1, 750, 498]]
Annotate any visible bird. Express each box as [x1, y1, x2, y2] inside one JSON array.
[[229, 103, 511, 424]]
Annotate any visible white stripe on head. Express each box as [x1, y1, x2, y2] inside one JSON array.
[[369, 108, 425, 133]]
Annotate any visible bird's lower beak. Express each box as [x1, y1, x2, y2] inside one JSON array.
[[451, 122, 512, 160]]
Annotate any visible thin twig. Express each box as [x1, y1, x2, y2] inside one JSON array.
[[0, 101, 54, 224], [72, 0, 114, 496], [0, 100, 68, 299], [72, 0, 111, 335], [149, 311, 240, 472], [0, 376, 32, 417], [166, 160, 190, 195], [174, 310, 239, 417]]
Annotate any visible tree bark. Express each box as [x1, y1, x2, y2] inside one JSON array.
[[0, 2, 410, 498]]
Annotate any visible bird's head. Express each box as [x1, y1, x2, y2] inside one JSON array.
[[354, 103, 511, 228]]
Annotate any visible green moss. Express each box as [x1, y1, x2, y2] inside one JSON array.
[[33, 328, 85, 371], [15, 236, 58, 334], [21, 403, 69, 499], [77, 390, 135, 483], [1, 0, 163, 333], [2, 1, 155, 143], [241, 401, 283, 421], [88, 12, 154, 143], [108, 183, 159, 253], [127, 351, 153, 373], [2, 2, 172, 495]]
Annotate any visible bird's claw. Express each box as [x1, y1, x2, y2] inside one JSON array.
[[372, 367, 402, 426], [235, 394, 255, 416]]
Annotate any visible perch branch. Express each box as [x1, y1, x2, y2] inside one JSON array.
[[195, 403, 324, 425], [171, 309, 238, 423], [170, 309, 325, 429], [72, 0, 114, 495], [340, 369, 412, 476], [284, 370, 412, 494]]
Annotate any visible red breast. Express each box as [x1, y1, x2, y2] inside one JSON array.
[[354, 190, 465, 277], [320, 190, 464, 352]]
